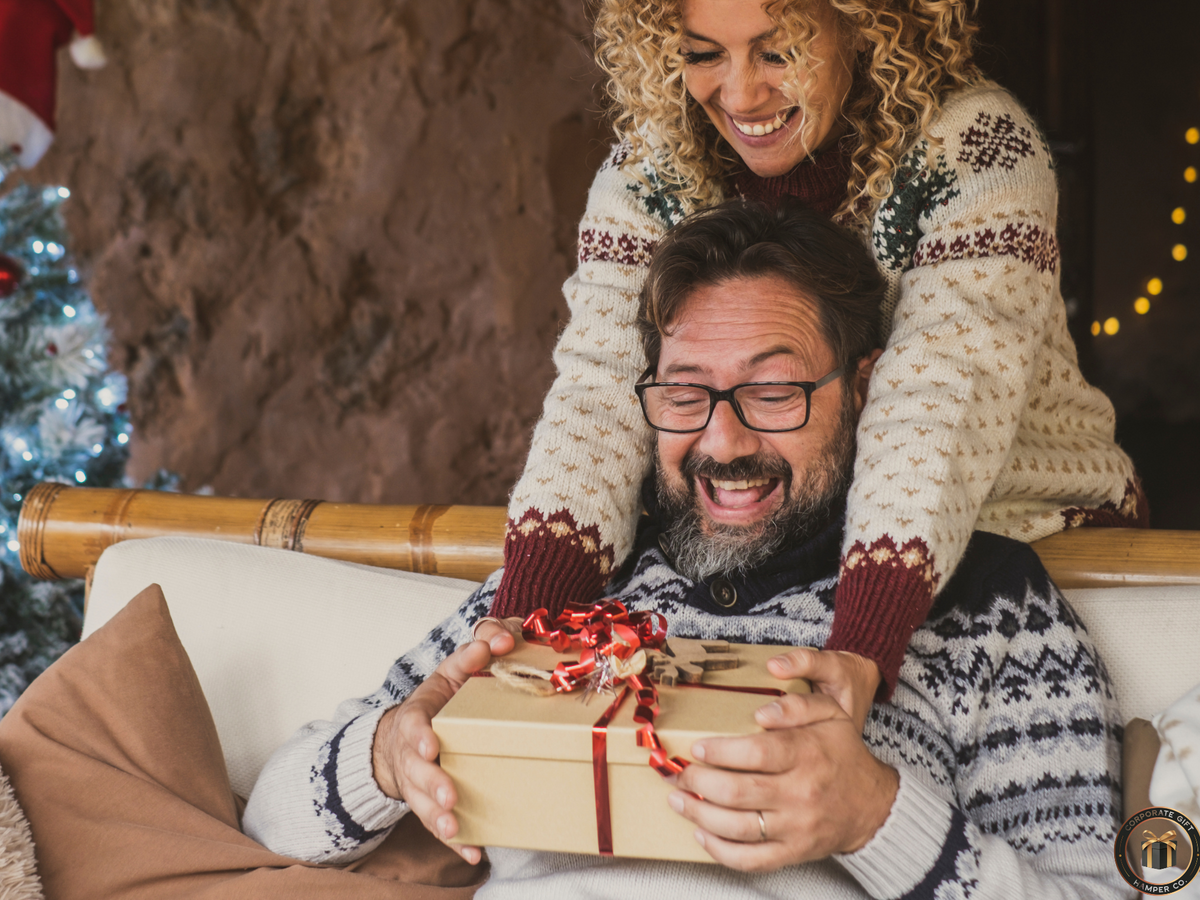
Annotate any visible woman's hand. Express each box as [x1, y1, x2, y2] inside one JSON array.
[[767, 647, 880, 733], [666, 688, 899, 872], [371, 621, 515, 864]]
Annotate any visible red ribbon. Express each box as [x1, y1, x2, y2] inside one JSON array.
[[521, 602, 709, 854], [507, 603, 792, 855]]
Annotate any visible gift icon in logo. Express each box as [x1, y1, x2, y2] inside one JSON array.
[[1143, 829, 1178, 870]]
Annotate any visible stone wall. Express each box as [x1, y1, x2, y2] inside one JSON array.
[[33, 0, 610, 506]]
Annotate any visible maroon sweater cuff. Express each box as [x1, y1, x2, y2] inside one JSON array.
[[825, 536, 939, 701], [489, 510, 614, 619]]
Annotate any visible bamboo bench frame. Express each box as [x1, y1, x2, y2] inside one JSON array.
[[17, 483, 1200, 589]]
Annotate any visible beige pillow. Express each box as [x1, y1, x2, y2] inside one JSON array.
[[0, 583, 485, 900]]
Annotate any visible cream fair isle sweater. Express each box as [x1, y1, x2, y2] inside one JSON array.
[[490, 81, 1143, 694]]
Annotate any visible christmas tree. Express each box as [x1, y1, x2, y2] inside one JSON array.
[[0, 147, 131, 713]]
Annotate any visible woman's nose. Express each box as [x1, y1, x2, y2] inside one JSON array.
[[721, 58, 772, 114], [697, 398, 760, 463]]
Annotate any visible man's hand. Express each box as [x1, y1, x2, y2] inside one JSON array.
[[767, 647, 880, 733], [371, 621, 515, 865], [666, 686, 899, 872]]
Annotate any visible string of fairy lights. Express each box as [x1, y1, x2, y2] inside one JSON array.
[[1092, 126, 1198, 337]]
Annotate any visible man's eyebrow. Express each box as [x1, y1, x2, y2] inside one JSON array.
[[682, 27, 779, 46], [660, 346, 805, 379]]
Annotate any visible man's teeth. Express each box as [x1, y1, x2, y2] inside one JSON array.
[[710, 477, 772, 491], [734, 114, 786, 137]]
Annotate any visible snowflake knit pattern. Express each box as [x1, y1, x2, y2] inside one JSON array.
[[492, 81, 1144, 698], [242, 527, 1130, 899]]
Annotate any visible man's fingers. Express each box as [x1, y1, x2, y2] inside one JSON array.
[[675, 759, 780, 810], [766, 648, 880, 730], [690, 731, 794, 775], [471, 620, 517, 657], [437, 640, 495, 692], [752, 691, 844, 730], [768, 646, 864, 686], [692, 827, 794, 873], [668, 790, 772, 844]]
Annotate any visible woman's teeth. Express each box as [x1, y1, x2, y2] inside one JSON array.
[[734, 114, 787, 137]]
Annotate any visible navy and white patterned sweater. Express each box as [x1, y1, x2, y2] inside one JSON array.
[[243, 516, 1133, 900]]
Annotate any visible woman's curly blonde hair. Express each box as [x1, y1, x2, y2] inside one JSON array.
[[593, 0, 981, 225]]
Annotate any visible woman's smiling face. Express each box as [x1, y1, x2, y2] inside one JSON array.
[[680, 0, 856, 177]]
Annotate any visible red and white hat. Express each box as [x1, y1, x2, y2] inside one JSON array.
[[0, 0, 105, 169]]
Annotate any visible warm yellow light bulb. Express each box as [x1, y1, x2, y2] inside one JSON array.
[[1134, 297, 1151, 314], [1188, 167, 1199, 184], [1189, 127, 1200, 145], [1090, 320, 1101, 336], [1173, 244, 1189, 261], [1103, 317, 1120, 335], [1147, 277, 1164, 295], [1173, 207, 1188, 224]]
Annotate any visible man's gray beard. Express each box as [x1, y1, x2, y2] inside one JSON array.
[[655, 399, 857, 583]]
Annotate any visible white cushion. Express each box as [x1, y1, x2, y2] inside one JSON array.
[[84, 537, 478, 798], [1062, 585, 1200, 724], [83, 538, 1200, 797]]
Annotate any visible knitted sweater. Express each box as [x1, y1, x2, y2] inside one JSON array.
[[243, 520, 1132, 899], [492, 80, 1144, 695]]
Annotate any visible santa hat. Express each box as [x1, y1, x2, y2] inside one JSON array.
[[0, 0, 106, 169]]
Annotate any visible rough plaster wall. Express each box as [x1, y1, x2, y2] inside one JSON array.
[[33, 0, 610, 505]]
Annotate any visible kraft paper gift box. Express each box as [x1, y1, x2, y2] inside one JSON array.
[[432, 633, 810, 863]]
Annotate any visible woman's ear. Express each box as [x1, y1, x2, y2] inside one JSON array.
[[852, 348, 883, 412]]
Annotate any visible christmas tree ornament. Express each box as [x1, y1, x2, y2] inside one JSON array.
[[0, 0, 106, 169], [0, 252, 22, 297]]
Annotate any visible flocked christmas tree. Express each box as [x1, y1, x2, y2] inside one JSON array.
[[0, 146, 131, 713]]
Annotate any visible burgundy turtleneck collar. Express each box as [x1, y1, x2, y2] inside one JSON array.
[[727, 139, 854, 218]]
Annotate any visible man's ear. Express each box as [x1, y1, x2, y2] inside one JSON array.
[[852, 349, 883, 413]]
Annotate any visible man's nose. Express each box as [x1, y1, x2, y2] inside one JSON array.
[[696, 398, 761, 463]]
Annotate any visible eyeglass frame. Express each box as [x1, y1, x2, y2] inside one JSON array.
[[633, 364, 847, 434]]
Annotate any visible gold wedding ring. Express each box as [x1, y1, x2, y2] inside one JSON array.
[[757, 810, 767, 842]]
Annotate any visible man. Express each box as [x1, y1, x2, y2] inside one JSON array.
[[244, 201, 1131, 898]]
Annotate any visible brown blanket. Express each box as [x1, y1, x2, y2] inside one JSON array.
[[0, 584, 488, 899]]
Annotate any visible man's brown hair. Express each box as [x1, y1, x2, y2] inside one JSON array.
[[637, 199, 885, 373]]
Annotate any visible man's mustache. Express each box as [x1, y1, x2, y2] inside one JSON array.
[[679, 450, 792, 486]]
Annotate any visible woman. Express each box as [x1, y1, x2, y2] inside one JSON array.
[[489, 0, 1143, 717]]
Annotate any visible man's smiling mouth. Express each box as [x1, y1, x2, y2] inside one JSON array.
[[700, 475, 781, 509]]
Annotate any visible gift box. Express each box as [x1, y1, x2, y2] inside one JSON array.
[[432, 607, 810, 863], [1142, 830, 1178, 869]]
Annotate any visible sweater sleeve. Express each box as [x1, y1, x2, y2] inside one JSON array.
[[825, 83, 1136, 695], [242, 579, 495, 864], [838, 773, 1133, 900], [490, 144, 683, 619], [838, 543, 1132, 898]]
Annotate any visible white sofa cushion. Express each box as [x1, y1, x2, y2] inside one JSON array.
[[84, 537, 478, 798], [1063, 584, 1200, 724], [84, 537, 1200, 799]]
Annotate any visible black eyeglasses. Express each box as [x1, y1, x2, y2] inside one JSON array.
[[634, 365, 846, 434]]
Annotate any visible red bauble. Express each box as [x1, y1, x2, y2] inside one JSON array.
[[0, 253, 24, 299]]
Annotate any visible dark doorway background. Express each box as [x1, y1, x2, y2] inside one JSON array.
[[975, 0, 1200, 529]]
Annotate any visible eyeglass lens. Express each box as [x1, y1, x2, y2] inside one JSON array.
[[641, 383, 809, 431]]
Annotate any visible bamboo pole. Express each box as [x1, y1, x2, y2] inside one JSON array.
[[17, 484, 506, 583], [16, 483, 1200, 589]]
